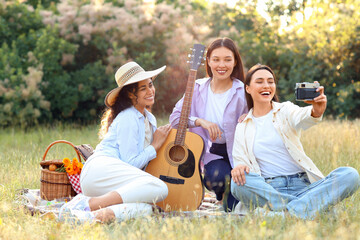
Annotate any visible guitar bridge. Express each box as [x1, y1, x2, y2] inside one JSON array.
[[160, 175, 185, 184]]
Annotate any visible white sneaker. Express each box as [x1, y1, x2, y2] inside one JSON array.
[[59, 194, 94, 224], [64, 210, 95, 224], [254, 207, 286, 218], [108, 203, 153, 222], [233, 202, 249, 215]]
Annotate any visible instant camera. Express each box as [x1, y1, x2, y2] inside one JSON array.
[[295, 82, 320, 101]]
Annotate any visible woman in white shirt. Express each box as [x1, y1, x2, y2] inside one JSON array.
[[231, 64, 360, 219], [59, 62, 171, 223]]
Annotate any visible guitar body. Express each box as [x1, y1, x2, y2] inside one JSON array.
[[145, 129, 204, 212], [146, 43, 206, 211]]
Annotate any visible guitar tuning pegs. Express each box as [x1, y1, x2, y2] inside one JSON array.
[[201, 63, 205, 66], [188, 54, 192, 58]]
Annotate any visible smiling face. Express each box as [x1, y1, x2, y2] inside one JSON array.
[[207, 46, 236, 82], [129, 78, 155, 114], [246, 69, 276, 106]]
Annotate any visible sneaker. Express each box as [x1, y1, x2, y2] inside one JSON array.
[[62, 210, 96, 224], [233, 202, 249, 216], [59, 194, 94, 223], [108, 203, 153, 222], [254, 207, 286, 218]]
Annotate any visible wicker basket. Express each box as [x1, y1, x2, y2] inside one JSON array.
[[40, 140, 81, 200]]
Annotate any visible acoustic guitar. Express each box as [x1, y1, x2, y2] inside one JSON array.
[[146, 44, 206, 212]]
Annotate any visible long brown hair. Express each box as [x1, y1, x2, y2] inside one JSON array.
[[245, 64, 279, 111], [205, 37, 245, 83], [98, 83, 138, 138]]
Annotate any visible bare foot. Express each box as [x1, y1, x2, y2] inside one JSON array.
[[93, 208, 116, 223]]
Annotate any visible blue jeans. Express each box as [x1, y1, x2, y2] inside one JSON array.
[[231, 167, 360, 219]]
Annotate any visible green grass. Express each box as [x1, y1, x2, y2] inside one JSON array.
[[0, 119, 360, 239]]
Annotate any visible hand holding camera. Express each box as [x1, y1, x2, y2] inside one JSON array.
[[295, 81, 327, 118], [295, 82, 320, 101]]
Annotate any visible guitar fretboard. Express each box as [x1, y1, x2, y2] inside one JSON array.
[[174, 69, 197, 146]]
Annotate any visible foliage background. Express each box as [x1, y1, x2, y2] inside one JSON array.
[[1, 0, 359, 127]]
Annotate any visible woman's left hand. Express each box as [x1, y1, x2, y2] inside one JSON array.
[[304, 81, 327, 118], [195, 118, 222, 142], [151, 124, 172, 151]]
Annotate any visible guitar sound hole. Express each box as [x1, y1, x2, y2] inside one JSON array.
[[169, 145, 185, 163], [178, 149, 195, 178]]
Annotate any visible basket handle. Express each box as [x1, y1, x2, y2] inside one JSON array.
[[42, 140, 82, 162]]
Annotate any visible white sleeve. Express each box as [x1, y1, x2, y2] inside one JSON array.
[[284, 102, 322, 131]]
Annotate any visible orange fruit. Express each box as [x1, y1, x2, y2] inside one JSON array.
[[49, 164, 57, 171]]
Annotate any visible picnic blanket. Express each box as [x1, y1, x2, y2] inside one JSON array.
[[15, 189, 247, 220]]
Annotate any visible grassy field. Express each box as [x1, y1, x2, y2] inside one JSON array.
[[0, 119, 359, 240]]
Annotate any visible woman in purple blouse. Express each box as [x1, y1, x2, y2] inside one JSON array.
[[169, 37, 248, 211]]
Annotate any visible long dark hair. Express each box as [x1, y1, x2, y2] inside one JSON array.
[[245, 64, 279, 111], [99, 83, 138, 138], [205, 37, 245, 83]]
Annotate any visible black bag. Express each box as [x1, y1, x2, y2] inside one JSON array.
[[74, 144, 94, 160]]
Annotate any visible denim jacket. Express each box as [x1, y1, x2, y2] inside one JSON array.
[[169, 77, 248, 167], [232, 101, 325, 183]]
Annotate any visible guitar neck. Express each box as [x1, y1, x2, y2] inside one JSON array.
[[175, 69, 197, 146]]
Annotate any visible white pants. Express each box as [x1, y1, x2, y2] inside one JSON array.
[[80, 156, 168, 219]]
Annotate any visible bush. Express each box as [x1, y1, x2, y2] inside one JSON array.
[[0, 43, 50, 127], [2, 0, 359, 127], [32, 26, 79, 119], [38, 0, 209, 116]]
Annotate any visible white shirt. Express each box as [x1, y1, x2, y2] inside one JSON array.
[[253, 110, 303, 178], [144, 116, 153, 148], [232, 101, 325, 183], [204, 84, 231, 144]]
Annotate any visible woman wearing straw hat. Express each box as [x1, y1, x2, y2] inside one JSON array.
[[59, 62, 171, 223]]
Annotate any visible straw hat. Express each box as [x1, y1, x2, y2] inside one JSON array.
[[105, 62, 166, 107]]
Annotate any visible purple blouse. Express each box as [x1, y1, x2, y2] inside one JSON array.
[[169, 77, 248, 167]]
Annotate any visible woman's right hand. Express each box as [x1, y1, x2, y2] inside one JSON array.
[[231, 164, 250, 186], [151, 124, 172, 151], [195, 118, 222, 142], [238, 113, 248, 123]]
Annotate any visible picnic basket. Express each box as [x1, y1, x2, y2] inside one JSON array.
[[40, 140, 81, 200]]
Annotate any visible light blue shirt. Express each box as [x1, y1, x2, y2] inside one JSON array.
[[88, 106, 157, 169]]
